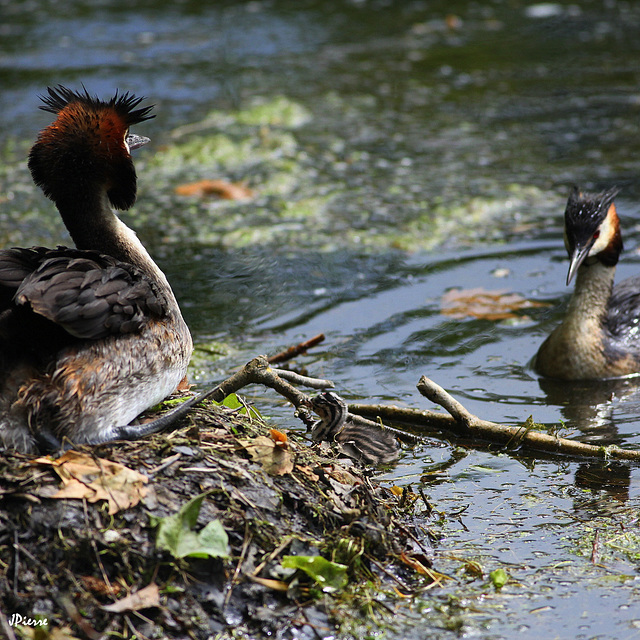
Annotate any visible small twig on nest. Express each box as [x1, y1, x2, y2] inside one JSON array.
[[272, 368, 334, 389], [267, 333, 325, 365]]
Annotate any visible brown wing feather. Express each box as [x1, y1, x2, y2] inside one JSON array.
[[0, 247, 52, 309], [6, 248, 168, 340]]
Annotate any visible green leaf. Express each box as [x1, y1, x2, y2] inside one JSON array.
[[281, 555, 348, 593], [155, 491, 229, 559], [221, 393, 243, 410], [219, 392, 262, 419], [489, 568, 508, 590]]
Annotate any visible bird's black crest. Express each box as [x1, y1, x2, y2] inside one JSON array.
[[565, 186, 620, 236], [39, 85, 155, 126]]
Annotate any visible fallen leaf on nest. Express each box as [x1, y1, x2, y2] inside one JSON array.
[[176, 375, 192, 392], [281, 555, 348, 593], [241, 436, 294, 476], [297, 465, 320, 482], [249, 575, 289, 592], [80, 575, 125, 597], [269, 429, 288, 448], [325, 464, 361, 487], [175, 179, 254, 200], [33, 451, 148, 515], [102, 583, 160, 612], [441, 287, 548, 320], [154, 491, 229, 559]]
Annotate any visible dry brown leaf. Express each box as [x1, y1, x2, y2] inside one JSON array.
[[176, 375, 192, 392], [175, 179, 253, 200], [241, 436, 294, 476], [80, 575, 125, 598], [33, 451, 148, 515], [325, 464, 362, 486], [297, 465, 320, 482], [441, 287, 548, 320], [248, 575, 289, 592], [400, 551, 431, 575], [102, 583, 160, 613]]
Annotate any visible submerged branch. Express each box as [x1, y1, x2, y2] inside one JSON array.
[[267, 333, 325, 365], [350, 375, 640, 462]]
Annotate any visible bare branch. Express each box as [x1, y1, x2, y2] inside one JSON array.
[[267, 334, 325, 364], [271, 368, 334, 389]]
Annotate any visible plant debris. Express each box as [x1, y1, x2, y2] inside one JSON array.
[[31, 451, 148, 515], [174, 178, 254, 200], [0, 395, 434, 639], [440, 287, 548, 320]]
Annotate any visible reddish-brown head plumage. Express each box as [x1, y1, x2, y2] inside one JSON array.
[[28, 86, 155, 211]]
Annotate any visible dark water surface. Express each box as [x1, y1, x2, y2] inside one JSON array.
[[2, 1, 640, 638]]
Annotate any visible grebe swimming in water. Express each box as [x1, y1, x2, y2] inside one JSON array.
[[0, 86, 193, 453], [535, 186, 640, 380]]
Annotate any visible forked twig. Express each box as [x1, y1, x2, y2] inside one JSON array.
[[350, 375, 640, 462]]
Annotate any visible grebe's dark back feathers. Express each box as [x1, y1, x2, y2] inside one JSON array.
[[0, 247, 51, 305], [13, 250, 167, 340], [605, 275, 640, 341]]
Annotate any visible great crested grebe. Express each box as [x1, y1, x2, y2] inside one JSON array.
[[307, 391, 398, 465], [534, 186, 640, 380], [0, 86, 193, 453]]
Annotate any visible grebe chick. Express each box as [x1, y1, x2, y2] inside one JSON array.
[[0, 86, 193, 453], [534, 186, 640, 380], [307, 391, 398, 466]]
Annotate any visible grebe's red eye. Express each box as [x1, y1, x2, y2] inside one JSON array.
[[593, 231, 600, 239]]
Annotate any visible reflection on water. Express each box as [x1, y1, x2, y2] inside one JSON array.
[[574, 462, 632, 506], [538, 375, 640, 444]]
